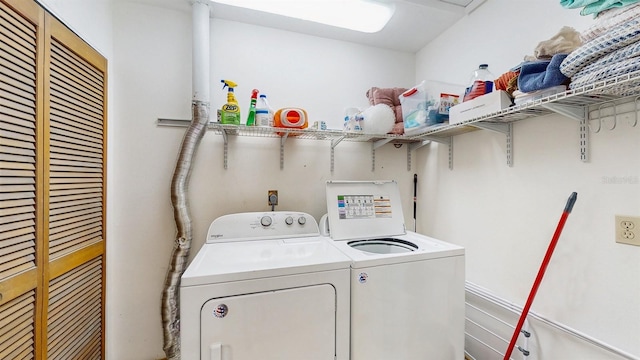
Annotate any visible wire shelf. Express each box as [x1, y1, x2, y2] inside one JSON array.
[[216, 124, 415, 142], [405, 68, 640, 139], [157, 119, 417, 143], [158, 70, 640, 142], [157, 69, 640, 169]]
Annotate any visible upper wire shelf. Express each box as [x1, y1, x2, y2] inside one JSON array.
[[157, 119, 416, 143], [158, 69, 640, 142], [405, 68, 640, 140]]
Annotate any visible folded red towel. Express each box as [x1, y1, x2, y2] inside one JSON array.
[[495, 71, 519, 93]]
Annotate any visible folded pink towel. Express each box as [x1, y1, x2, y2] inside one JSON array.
[[366, 87, 407, 134]]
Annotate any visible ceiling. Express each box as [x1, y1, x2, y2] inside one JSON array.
[[133, 0, 486, 53]]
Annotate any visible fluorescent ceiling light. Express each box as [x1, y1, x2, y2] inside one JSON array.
[[210, 0, 395, 33]]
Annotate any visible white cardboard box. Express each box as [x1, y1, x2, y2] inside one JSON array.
[[449, 90, 512, 125]]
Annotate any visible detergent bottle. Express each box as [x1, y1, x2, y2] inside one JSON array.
[[246, 89, 259, 126], [220, 80, 240, 125], [463, 64, 494, 102], [255, 94, 274, 127]]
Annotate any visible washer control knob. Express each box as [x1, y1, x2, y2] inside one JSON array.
[[285, 216, 294, 225], [298, 216, 307, 225], [260, 216, 272, 227]]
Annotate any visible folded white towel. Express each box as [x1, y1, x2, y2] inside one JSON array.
[[581, 2, 640, 42]]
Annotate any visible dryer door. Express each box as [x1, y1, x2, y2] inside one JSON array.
[[200, 284, 336, 360]]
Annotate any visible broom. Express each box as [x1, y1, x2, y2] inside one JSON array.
[[503, 192, 578, 360]]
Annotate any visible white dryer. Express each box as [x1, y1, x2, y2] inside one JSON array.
[[180, 211, 351, 360], [323, 180, 466, 360]]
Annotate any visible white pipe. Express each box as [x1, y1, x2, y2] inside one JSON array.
[[162, 2, 212, 359], [192, 0, 210, 104]]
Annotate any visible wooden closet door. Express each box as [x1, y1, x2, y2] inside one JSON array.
[[0, 1, 43, 358], [44, 11, 107, 360], [0, 0, 107, 358]]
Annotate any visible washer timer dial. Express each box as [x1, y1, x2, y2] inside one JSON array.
[[260, 216, 272, 227]]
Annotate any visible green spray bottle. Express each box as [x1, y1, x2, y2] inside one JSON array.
[[220, 80, 240, 125], [246, 89, 259, 126]]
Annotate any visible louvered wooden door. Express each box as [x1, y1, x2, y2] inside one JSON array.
[[45, 14, 106, 359], [0, 0, 40, 358], [0, 0, 107, 358]]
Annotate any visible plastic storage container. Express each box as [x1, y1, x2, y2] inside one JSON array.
[[400, 80, 432, 135], [463, 64, 494, 102]]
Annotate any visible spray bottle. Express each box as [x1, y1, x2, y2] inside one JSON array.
[[220, 80, 240, 125], [246, 89, 259, 126]]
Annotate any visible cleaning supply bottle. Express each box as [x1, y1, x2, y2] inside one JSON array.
[[246, 89, 259, 126], [220, 80, 240, 125], [255, 94, 274, 127], [463, 64, 494, 102]]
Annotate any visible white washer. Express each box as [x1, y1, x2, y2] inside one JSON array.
[[181, 211, 351, 360], [324, 180, 466, 360]]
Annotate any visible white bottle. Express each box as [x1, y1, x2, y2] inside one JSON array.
[[255, 94, 274, 127]]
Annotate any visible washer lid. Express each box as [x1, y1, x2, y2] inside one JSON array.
[[326, 180, 406, 241]]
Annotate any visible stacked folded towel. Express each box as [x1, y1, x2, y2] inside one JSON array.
[[492, 27, 580, 105], [560, 0, 640, 17], [559, 3, 640, 96], [519, 54, 570, 93]]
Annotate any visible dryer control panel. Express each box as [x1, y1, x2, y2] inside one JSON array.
[[206, 211, 319, 243]]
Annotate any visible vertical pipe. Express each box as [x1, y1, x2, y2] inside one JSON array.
[[192, 0, 210, 103], [413, 174, 417, 232], [162, 1, 210, 359]]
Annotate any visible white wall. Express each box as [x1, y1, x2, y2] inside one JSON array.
[[110, 2, 415, 359], [36, 0, 113, 57], [416, 0, 640, 358]]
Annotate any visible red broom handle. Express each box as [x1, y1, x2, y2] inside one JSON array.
[[503, 192, 577, 360]]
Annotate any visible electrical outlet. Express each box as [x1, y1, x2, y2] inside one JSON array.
[[268, 190, 278, 206], [615, 215, 640, 246]]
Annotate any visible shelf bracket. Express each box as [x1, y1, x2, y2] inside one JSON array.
[[221, 128, 229, 169], [157, 118, 193, 127], [330, 135, 346, 173], [422, 136, 453, 170], [372, 138, 393, 171], [470, 122, 510, 135], [469, 122, 514, 167], [280, 132, 289, 170], [542, 104, 590, 162], [407, 140, 431, 171], [540, 103, 585, 121], [580, 109, 589, 162]]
